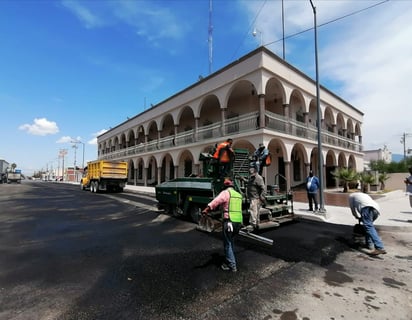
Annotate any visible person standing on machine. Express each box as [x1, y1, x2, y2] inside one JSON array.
[[244, 166, 266, 231], [213, 138, 234, 178]]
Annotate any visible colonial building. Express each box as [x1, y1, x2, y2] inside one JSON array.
[[97, 47, 364, 190], [363, 145, 392, 170]]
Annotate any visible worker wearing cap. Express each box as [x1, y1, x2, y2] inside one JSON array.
[[244, 166, 266, 231], [253, 143, 269, 175], [202, 178, 243, 272]]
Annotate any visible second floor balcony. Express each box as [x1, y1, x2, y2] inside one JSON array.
[[99, 111, 362, 160]]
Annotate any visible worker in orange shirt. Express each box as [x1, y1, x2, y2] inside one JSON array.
[[213, 138, 234, 178]]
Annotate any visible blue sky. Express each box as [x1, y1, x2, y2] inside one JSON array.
[[1, 0, 411, 175]]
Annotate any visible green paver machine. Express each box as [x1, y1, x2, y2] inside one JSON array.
[[155, 148, 294, 242]]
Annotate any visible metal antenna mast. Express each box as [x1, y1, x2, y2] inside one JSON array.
[[208, 0, 213, 74]]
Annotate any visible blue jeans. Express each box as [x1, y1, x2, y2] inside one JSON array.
[[361, 207, 384, 250], [223, 221, 241, 269], [307, 192, 318, 211]]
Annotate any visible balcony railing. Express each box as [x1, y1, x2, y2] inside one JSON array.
[[100, 110, 361, 159]]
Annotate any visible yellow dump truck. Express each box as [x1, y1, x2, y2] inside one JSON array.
[[80, 160, 128, 193]]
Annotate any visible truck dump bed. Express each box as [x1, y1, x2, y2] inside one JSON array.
[[87, 160, 128, 179]]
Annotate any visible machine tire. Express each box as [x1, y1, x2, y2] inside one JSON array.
[[189, 205, 201, 224]]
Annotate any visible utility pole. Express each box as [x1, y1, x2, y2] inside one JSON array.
[[310, 0, 325, 214], [59, 149, 67, 181], [401, 132, 412, 161], [208, 0, 213, 74]]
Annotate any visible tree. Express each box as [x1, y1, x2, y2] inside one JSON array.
[[331, 167, 358, 193], [359, 172, 375, 193], [378, 172, 390, 190]]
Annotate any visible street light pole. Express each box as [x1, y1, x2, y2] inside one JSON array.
[[71, 140, 85, 169], [310, 0, 325, 213], [252, 28, 263, 47]]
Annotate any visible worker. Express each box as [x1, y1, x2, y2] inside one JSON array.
[[252, 143, 269, 175], [349, 192, 386, 255], [244, 166, 266, 231], [202, 178, 243, 272], [213, 138, 235, 178]]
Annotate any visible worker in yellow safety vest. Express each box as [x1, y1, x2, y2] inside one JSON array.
[[202, 178, 243, 272]]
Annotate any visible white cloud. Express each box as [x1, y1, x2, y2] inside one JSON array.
[[241, 0, 412, 154], [89, 129, 108, 145], [56, 136, 73, 144], [19, 118, 59, 136], [112, 0, 186, 44], [61, 0, 104, 29], [62, 0, 187, 46], [320, 1, 412, 152]]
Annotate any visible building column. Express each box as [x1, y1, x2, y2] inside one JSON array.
[[144, 135, 148, 152], [221, 108, 227, 136], [284, 161, 291, 191], [134, 168, 137, 186], [283, 104, 290, 134], [258, 94, 265, 128], [143, 167, 148, 186], [174, 165, 178, 179], [283, 104, 289, 118], [157, 131, 161, 149], [157, 166, 161, 186], [195, 117, 199, 142]]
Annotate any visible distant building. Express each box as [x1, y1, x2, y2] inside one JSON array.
[[363, 145, 392, 170], [0, 159, 10, 173]]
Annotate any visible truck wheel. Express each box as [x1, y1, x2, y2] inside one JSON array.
[[189, 205, 201, 224]]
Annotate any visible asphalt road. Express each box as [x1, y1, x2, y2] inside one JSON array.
[[0, 182, 411, 320]]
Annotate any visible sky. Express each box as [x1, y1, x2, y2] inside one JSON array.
[[0, 0, 411, 176]]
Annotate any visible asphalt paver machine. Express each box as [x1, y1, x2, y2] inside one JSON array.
[[155, 148, 294, 244]]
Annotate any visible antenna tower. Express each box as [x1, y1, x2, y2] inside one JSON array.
[[208, 0, 213, 74]]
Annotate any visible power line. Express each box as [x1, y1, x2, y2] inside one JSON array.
[[233, 0, 389, 56], [266, 0, 389, 47], [231, 0, 267, 60]]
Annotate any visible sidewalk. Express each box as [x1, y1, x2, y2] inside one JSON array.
[[124, 185, 412, 230]]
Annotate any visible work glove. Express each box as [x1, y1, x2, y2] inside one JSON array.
[[202, 206, 210, 215], [227, 221, 233, 233]]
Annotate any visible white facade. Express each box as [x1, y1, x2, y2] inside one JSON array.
[[363, 145, 392, 170], [97, 47, 364, 190]]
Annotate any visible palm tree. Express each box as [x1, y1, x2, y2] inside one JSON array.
[[378, 172, 390, 190], [360, 172, 375, 193], [331, 167, 358, 193]]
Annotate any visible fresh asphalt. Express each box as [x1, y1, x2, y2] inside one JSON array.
[[2, 182, 410, 319]]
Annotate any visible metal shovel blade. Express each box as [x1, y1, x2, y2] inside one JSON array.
[[197, 215, 215, 233]]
